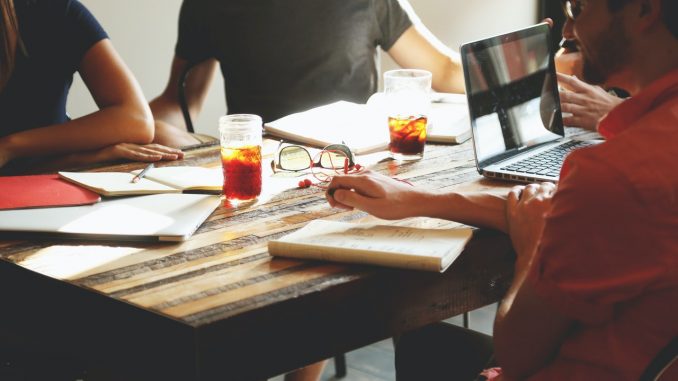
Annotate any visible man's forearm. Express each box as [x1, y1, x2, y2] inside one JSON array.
[[420, 191, 508, 232]]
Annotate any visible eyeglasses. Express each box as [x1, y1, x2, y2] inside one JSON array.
[[272, 141, 355, 173], [563, 0, 582, 20]]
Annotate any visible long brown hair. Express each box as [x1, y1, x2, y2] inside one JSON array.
[[1, 0, 21, 91]]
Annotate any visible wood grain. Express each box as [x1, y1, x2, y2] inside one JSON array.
[[0, 139, 526, 380]]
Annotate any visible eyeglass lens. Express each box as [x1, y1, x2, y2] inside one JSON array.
[[278, 145, 351, 171], [279, 146, 312, 171], [318, 150, 350, 169]]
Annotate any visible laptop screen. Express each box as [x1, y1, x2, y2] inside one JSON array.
[[461, 23, 564, 168]]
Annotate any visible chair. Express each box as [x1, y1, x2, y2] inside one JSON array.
[[639, 337, 678, 381], [178, 63, 197, 134]]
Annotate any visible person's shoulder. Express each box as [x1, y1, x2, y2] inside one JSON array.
[[17, 0, 84, 20], [19, 0, 70, 12], [179, 0, 214, 18]]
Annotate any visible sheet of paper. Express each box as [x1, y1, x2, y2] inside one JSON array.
[[59, 172, 178, 195], [278, 220, 471, 258], [132, 166, 223, 190]]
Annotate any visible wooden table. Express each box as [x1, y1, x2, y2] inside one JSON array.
[[0, 139, 517, 380]]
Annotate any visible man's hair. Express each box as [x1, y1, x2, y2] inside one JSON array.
[[608, 0, 678, 38]]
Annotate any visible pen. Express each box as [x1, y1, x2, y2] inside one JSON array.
[[131, 163, 154, 183]]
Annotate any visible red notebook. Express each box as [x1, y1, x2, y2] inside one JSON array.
[[0, 174, 101, 210]]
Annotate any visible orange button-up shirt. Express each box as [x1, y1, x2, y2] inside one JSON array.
[[528, 69, 678, 380]]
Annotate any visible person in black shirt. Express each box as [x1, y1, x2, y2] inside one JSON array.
[[0, 0, 182, 173], [151, 0, 465, 147]]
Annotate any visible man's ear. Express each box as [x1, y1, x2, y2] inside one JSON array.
[[636, 0, 662, 32]]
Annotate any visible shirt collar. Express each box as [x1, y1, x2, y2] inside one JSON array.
[[598, 68, 678, 139]]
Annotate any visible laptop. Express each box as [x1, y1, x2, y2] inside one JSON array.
[[0, 193, 221, 242], [461, 23, 599, 183]]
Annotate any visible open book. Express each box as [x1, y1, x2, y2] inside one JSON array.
[[268, 220, 473, 272], [59, 166, 223, 197], [263, 96, 470, 155]]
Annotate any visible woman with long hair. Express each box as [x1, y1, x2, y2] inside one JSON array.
[[0, 0, 182, 172]]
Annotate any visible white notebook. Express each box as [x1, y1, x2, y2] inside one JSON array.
[[264, 101, 389, 155], [0, 193, 221, 242], [59, 166, 223, 197], [263, 97, 471, 155], [269, 220, 473, 272]]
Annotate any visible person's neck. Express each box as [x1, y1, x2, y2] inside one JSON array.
[[611, 33, 678, 95]]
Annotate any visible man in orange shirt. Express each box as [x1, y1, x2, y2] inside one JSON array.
[[325, 0, 678, 379]]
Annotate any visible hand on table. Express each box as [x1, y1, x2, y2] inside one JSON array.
[[506, 183, 556, 262], [325, 170, 422, 220], [55, 142, 185, 169], [92, 142, 185, 162], [79, 142, 184, 164], [557, 73, 624, 132]]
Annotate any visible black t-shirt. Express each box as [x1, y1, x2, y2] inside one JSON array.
[[176, 0, 412, 122], [0, 0, 108, 137]]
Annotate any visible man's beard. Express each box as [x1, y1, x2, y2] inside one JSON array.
[[580, 19, 629, 85]]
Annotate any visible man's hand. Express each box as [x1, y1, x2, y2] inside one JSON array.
[[506, 183, 556, 262], [326, 170, 424, 220], [558, 73, 624, 131]]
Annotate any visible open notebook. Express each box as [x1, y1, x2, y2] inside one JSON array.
[[0, 193, 221, 242], [59, 166, 223, 196], [264, 96, 470, 155]]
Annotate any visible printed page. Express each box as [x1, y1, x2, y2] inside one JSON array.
[[272, 220, 473, 271]]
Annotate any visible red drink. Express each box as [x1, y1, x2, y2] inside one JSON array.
[[221, 145, 262, 201], [388, 115, 427, 158]]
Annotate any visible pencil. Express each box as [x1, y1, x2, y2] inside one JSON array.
[[131, 163, 154, 183]]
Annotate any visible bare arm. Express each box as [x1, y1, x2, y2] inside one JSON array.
[[327, 173, 573, 379], [325, 171, 508, 232], [149, 56, 218, 147], [0, 39, 154, 164], [387, 25, 464, 94]]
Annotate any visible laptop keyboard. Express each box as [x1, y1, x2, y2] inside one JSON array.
[[500, 140, 593, 177]]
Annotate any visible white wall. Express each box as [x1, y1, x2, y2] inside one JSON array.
[[69, 0, 538, 137]]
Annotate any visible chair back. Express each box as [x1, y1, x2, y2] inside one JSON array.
[[639, 337, 678, 381], [178, 63, 196, 133]]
